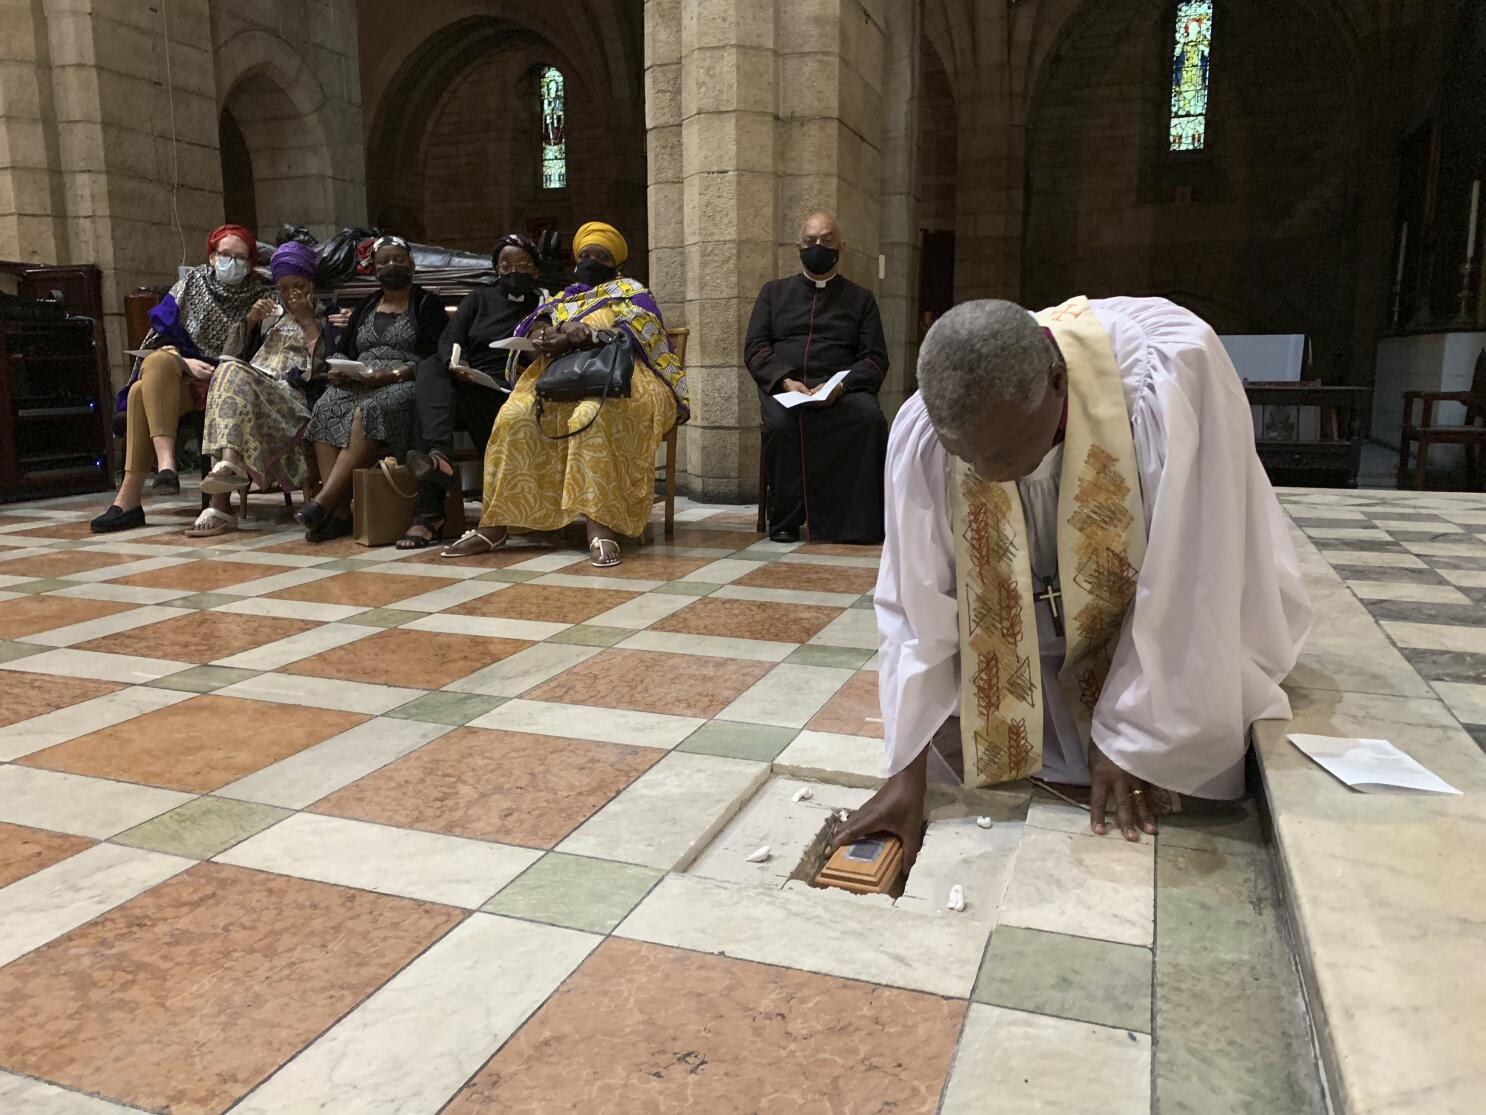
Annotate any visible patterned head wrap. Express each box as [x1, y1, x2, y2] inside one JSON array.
[[572, 221, 628, 266], [371, 235, 411, 256], [492, 233, 540, 268], [270, 240, 318, 283], [206, 224, 258, 269]]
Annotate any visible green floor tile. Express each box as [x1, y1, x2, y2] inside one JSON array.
[[973, 925, 1151, 1033], [317, 556, 383, 570], [351, 607, 423, 628], [113, 797, 289, 859], [9, 578, 72, 594], [477, 568, 541, 583], [483, 852, 662, 933], [546, 624, 632, 647], [387, 691, 506, 725], [850, 596, 876, 610], [170, 592, 242, 611], [651, 580, 718, 596], [676, 721, 798, 762], [147, 665, 261, 693], [784, 644, 873, 669], [0, 640, 44, 665], [1157, 796, 1265, 857]]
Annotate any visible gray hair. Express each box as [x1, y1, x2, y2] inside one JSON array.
[[916, 299, 1055, 438]]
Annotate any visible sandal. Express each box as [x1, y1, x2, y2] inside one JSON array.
[[406, 449, 453, 486], [184, 507, 237, 537], [200, 460, 250, 495], [441, 528, 507, 559], [589, 538, 622, 568], [396, 513, 446, 550]]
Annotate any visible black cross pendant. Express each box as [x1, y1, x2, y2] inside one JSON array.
[[1034, 577, 1065, 639]]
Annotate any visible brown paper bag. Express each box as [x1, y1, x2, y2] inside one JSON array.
[[352, 457, 466, 547]]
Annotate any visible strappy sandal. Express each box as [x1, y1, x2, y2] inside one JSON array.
[[200, 460, 250, 495], [589, 538, 622, 568], [397, 513, 446, 550], [441, 528, 508, 559], [184, 507, 237, 537]]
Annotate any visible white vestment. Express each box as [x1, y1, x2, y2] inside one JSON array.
[[876, 297, 1311, 798]]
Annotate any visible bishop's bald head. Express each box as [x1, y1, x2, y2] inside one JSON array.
[[916, 299, 1069, 482]]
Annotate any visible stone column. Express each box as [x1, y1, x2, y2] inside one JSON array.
[[877, 0, 923, 415]]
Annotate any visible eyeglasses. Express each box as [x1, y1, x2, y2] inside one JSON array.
[[213, 251, 250, 263], [496, 263, 537, 275]]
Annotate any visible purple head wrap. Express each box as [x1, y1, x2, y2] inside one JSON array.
[[270, 240, 317, 283]]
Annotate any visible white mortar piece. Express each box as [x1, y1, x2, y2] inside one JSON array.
[[946, 884, 965, 912], [746, 844, 771, 863]]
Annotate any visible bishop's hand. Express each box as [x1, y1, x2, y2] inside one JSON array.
[[1087, 743, 1156, 841], [829, 749, 928, 870]]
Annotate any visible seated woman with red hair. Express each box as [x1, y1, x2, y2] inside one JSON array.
[[91, 224, 269, 533]]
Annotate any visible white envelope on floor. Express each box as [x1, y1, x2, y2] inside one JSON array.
[[1287, 733, 1462, 795]]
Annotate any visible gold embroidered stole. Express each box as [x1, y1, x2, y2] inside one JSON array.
[[951, 296, 1147, 787]]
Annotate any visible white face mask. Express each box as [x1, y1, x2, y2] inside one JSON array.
[[214, 256, 249, 285]]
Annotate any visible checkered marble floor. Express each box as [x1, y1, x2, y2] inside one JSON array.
[[0, 484, 1337, 1114]]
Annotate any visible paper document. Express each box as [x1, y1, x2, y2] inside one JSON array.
[[1287, 733, 1462, 795], [490, 336, 538, 353], [326, 357, 376, 382], [775, 368, 850, 409], [462, 368, 511, 393]]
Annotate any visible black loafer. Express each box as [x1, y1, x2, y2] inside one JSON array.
[[151, 469, 180, 496], [306, 513, 353, 544], [768, 526, 800, 544], [90, 504, 146, 533], [295, 499, 329, 533]]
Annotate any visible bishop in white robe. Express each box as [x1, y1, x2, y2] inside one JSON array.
[[838, 296, 1311, 856]]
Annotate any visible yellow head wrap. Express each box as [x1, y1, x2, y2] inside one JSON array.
[[572, 221, 628, 267]]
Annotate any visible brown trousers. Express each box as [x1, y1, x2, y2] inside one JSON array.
[[124, 351, 195, 473]]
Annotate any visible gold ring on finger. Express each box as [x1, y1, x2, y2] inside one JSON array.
[[1131, 789, 1144, 796]]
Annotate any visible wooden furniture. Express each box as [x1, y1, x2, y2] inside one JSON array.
[[658, 327, 687, 539], [1243, 382, 1370, 488], [1398, 348, 1486, 490], [0, 263, 114, 502]]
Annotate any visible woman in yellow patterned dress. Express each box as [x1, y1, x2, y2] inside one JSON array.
[[442, 222, 687, 568]]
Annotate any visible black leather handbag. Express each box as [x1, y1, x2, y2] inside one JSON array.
[[534, 328, 633, 440]]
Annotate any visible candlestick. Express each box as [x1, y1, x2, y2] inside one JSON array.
[[1468, 180, 1480, 261]]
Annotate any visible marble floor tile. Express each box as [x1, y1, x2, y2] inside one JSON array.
[[895, 815, 1024, 923], [527, 570, 663, 593], [617, 873, 989, 997], [450, 581, 634, 624], [1155, 795, 1267, 857], [385, 690, 507, 725], [312, 726, 661, 849], [231, 913, 598, 1115], [1302, 526, 1393, 541], [218, 812, 541, 908], [216, 717, 450, 809], [214, 670, 422, 714], [1317, 548, 1427, 568], [615, 627, 797, 662], [805, 670, 883, 737], [374, 578, 507, 614], [0, 1070, 136, 1113], [508, 549, 595, 573], [215, 593, 369, 622], [523, 647, 773, 718], [584, 589, 696, 629], [75, 608, 322, 663], [0, 862, 462, 1115], [972, 925, 1150, 1032], [282, 627, 531, 689], [1439, 567, 1486, 587], [654, 595, 843, 643], [783, 643, 876, 668], [1382, 619, 1486, 653], [1345, 579, 1472, 604], [0, 843, 192, 968], [0, 549, 140, 578], [144, 663, 261, 693], [0, 765, 191, 837], [268, 569, 457, 609], [716, 663, 854, 728], [682, 557, 765, 584], [735, 559, 879, 594], [471, 697, 704, 748], [772, 728, 887, 786], [1430, 680, 1486, 725], [0, 669, 120, 729], [0, 684, 192, 761], [1399, 540, 1486, 558], [1373, 518, 1466, 533], [998, 826, 1154, 946], [649, 578, 717, 595], [107, 558, 299, 593], [445, 937, 964, 1115], [209, 566, 341, 597], [112, 796, 289, 860], [675, 720, 799, 762], [50, 581, 191, 606], [663, 527, 765, 550], [483, 852, 663, 932], [400, 541, 557, 570], [939, 1004, 1150, 1115], [557, 751, 769, 870], [441, 640, 598, 696], [558, 553, 712, 582], [0, 595, 140, 641], [711, 583, 861, 608], [543, 622, 633, 646], [805, 607, 881, 648], [404, 610, 570, 642], [795, 541, 884, 558], [0, 822, 94, 888]]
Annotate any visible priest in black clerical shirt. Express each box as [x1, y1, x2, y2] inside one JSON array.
[[744, 213, 890, 544]]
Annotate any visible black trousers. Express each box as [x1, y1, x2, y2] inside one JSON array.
[[414, 354, 504, 458], [759, 387, 887, 544]]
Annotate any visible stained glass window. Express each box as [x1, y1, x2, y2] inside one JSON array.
[[1169, 2, 1214, 152], [540, 66, 566, 189]]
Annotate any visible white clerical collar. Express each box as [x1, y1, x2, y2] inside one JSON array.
[[801, 271, 837, 289]]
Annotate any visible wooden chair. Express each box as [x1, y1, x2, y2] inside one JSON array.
[[658, 327, 688, 540], [1398, 349, 1486, 490]]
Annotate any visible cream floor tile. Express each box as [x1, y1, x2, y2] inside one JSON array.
[[528, 572, 664, 593], [405, 611, 570, 642], [772, 729, 887, 787], [737, 539, 800, 557], [1345, 580, 1472, 605], [998, 826, 1154, 946], [0, 765, 193, 837], [585, 592, 695, 629], [214, 567, 338, 597], [509, 551, 588, 573], [216, 596, 368, 623], [1400, 541, 1486, 558], [381, 579, 506, 613], [558, 751, 768, 870], [0, 685, 193, 761], [84, 540, 197, 557], [443, 641, 599, 696], [614, 628, 795, 663], [471, 698, 703, 748], [717, 664, 854, 728], [215, 549, 333, 569], [688, 777, 873, 887], [217, 813, 541, 908], [0, 647, 192, 683], [357, 559, 486, 580], [57, 556, 193, 583], [1372, 519, 1466, 533], [1302, 526, 1392, 541], [1381, 620, 1486, 654], [1284, 508, 1368, 521], [806, 608, 880, 649], [211, 621, 380, 670], [1438, 568, 1486, 588], [215, 671, 422, 715], [0, 575, 32, 590], [616, 873, 990, 998], [779, 552, 881, 569], [51, 582, 193, 605], [216, 717, 451, 809], [1318, 549, 1427, 568], [711, 584, 861, 608], [1430, 681, 1486, 726], [18, 603, 187, 648], [230, 913, 599, 1115], [1436, 510, 1486, 525], [0, 843, 192, 967], [0, 545, 60, 561], [685, 558, 762, 584], [895, 816, 1024, 924], [939, 1005, 1150, 1115], [0, 1071, 135, 1113]]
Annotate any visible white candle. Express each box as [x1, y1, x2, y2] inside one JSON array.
[[1468, 180, 1481, 261], [1395, 221, 1408, 284]]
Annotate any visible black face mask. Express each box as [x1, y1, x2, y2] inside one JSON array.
[[800, 244, 839, 276], [377, 264, 413, 291], [574, 257, 617, 287], [498, 271, 536, 298]]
